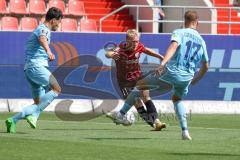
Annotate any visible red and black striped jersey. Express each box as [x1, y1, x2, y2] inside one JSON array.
[[115, 42, 146, 82]]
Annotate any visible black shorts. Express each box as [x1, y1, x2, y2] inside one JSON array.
[[118, 80, 138, 99], [118, 70, 154, 99], [117, 71, 153, 99]]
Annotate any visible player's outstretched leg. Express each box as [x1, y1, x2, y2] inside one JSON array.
[[106, 89, 140, 125], [6, 104, 39, 133], [26, 73, 61, 129], [138, 75, 172, 131], [141, 89, 166, 131], [6, 90, 58, 133], [26, 90, 59, 128], [173, 97, 192, 140]]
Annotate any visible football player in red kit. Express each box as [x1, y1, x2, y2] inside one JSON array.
[[105, 29, 166, 130]]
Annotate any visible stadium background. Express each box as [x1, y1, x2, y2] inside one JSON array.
[[0, 32, 240, 100], [0, 0, 240, 160]]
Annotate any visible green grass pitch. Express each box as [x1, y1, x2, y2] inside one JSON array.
[[0, 113, 240, 160]]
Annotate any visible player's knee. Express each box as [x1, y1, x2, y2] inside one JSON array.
[[49, 75, 61, 93], [56, 86, 61, 94], [142, 97, 151, 103], [140, 90, 150, 102], [52, 85, 61, 94]]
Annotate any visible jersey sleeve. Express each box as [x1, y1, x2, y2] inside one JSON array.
[[138, 42, 146, 53], [34, 26, 50, 39], [201, 41, 209, 62], [171, 29, 182, 46]]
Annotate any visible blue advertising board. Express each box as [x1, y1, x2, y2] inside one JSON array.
[[0, 32, 239, 100]]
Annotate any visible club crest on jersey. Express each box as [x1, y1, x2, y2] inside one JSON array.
[[42, 29, 48, 36], [172, 33, 178, 39]]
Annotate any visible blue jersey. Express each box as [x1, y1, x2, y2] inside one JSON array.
[[24, 24, 51, 69], [165, 28, 208, 82]]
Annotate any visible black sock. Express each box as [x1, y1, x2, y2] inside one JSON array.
[[145, 100, 158, 123], [145, 100, 157, 113], [136, 106, 153, 127], [136, 106, 146, 115]]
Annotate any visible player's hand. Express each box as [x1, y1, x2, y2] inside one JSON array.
[[112, 52, 120, 60], [155, 64, 165, 77], [158, 9, 165, 18], [48, 52, 55, 61]]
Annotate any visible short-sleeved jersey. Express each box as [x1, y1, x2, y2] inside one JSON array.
[[24, 23, 51, 69], [115, 42, 146, 82], [165, 28, 208, 82]]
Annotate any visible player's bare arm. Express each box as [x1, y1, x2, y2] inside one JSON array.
[[105, 50, 114, 58], [105, 48, 120, 60], [155, 41, 178, 76], [144, 47, 164, 60], [191, 61, 209, 85], [39, 35, 55, 61]]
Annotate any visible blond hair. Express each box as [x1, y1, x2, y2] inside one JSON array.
[[126, 29, 139, 40]]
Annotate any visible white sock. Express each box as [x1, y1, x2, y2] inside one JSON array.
[[183, 130, 190, 135]]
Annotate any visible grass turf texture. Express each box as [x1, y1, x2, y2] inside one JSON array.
[[0, 113, 240, 160]]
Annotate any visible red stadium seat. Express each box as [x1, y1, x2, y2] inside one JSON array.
[[68, 0, 86, 16], [20, 17, 38, 31], [48, 0, 66, 15], [29, 0, 46, 15], [61, 18, 78, 32], [80, 19, 97, 32], [9, 0, 27, 14], [0, 0, 8, 14], [1, 16, 18, 31]]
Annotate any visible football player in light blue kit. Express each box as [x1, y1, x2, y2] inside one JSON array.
[[110, 10, 209, 140], [5, 7, 63, 133]]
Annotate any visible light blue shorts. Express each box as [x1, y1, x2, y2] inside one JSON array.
[[160, 72, 191, 99], [24, 66, 52, 99], [139, 71, 191, 99]]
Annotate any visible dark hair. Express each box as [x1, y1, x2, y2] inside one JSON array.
[[184, 10, 199, 25], [45, 7, 63, 21]]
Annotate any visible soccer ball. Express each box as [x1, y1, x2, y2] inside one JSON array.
[[106, 111, 136, 126], [122, 111, 136, 126]]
